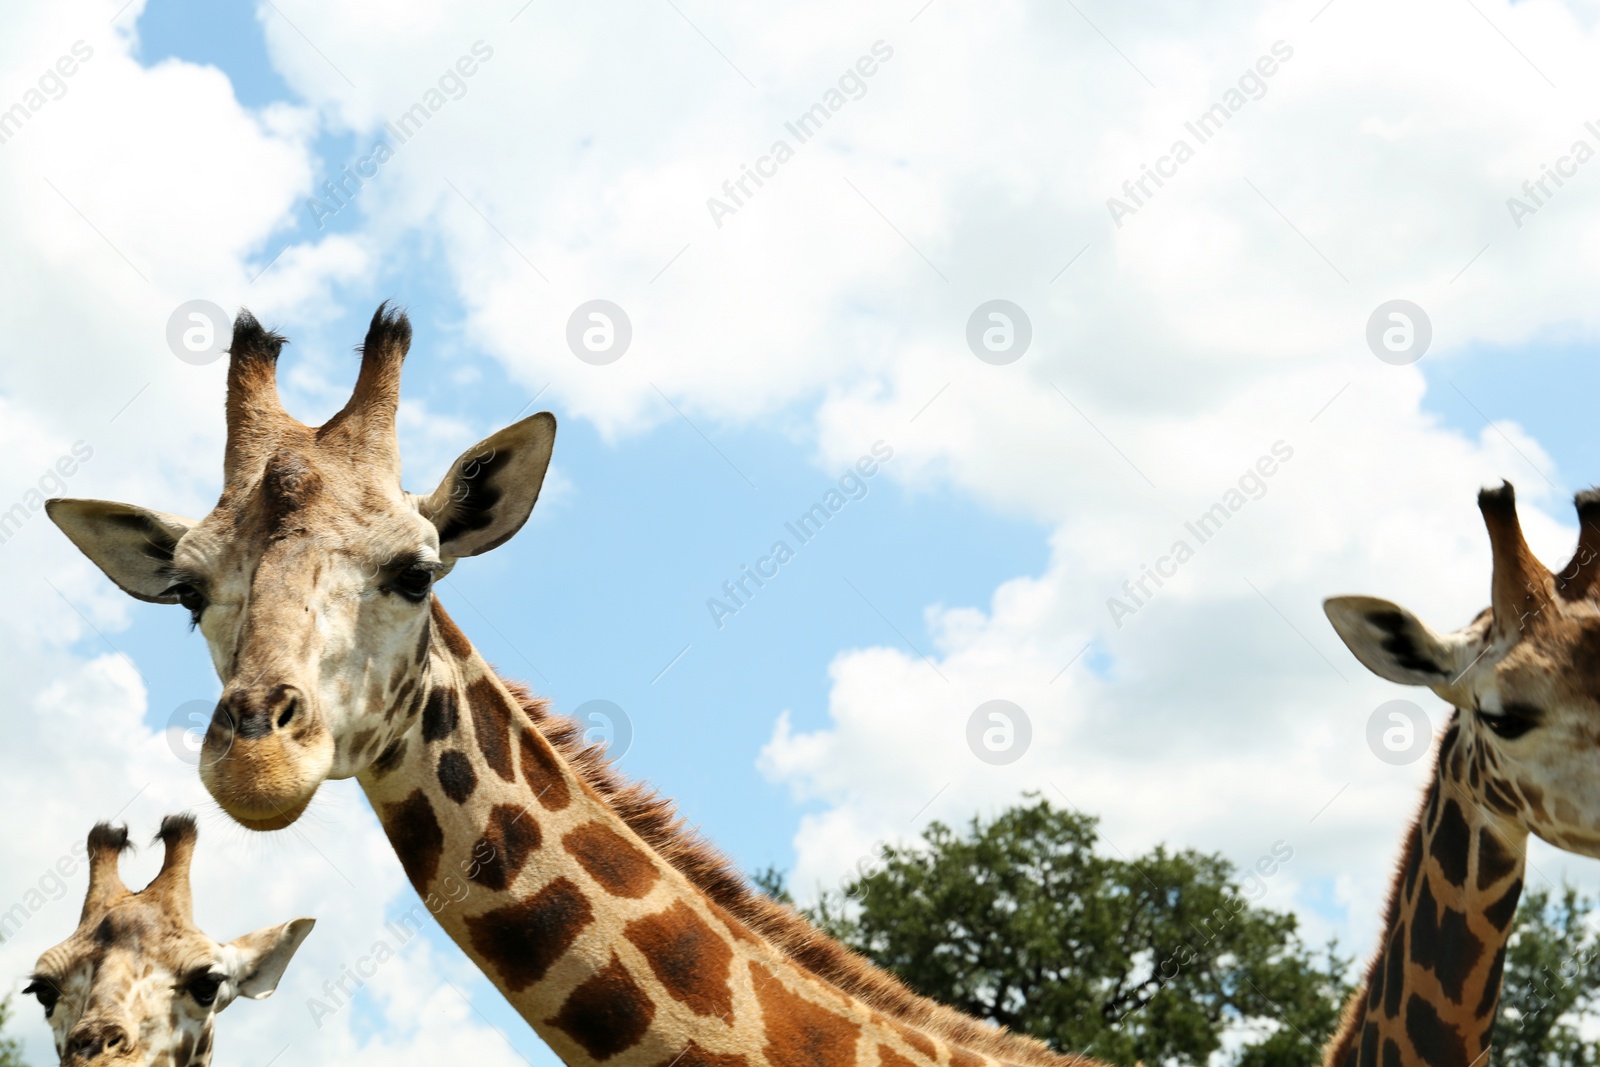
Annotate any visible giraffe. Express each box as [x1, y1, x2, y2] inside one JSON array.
[[1320, 482, 1600, 1067], [26, 814, 313, 1067], [45, 305, 1097, 1067]]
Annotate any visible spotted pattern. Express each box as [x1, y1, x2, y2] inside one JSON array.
[[466, 677, 517, 782], [563, 822, 659, 899], [519, 727, 571, 810], [469, 804, 542, 892], [651, 1043, 749, 1067], [465, 876, 593, 991], [624, 901, 736, 1019], [421, 687, 459, 743], [431, 598, 474, 658], [437, 749, 478, 804], [547, 954, 656, 1060], [750, 962, 862, 1067], [380, 790, 443, 892]]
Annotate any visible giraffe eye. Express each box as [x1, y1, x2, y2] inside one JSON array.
[[1481, 703, 1541, 740], [185, 971, 224, 1007], [386, 565, 436, 603], [163, 583, 208, 628], [23, 978, 59, 1015]]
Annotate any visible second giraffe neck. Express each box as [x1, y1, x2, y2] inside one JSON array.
[[354, 600, 1074, 1067], [1326, 722, 1527, 1067]]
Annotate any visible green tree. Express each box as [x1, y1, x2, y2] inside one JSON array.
[[1495, 885, 1600, 1067], [0, 995, 31, 1067], [778, 796, 1350, 1067]]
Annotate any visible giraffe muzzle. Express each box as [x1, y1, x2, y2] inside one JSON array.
[[62, 1019, 134, 1065], [200, 683, 334, 831]]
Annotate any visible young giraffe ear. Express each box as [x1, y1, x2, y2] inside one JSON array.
[[224, 918, 315, 1001], [44, 499, 196, 604], [420, 412, 556, 559], [1324, 595, 1488, 686]]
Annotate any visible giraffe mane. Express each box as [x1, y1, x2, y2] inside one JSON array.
[[499, 673, 1079, 1067]]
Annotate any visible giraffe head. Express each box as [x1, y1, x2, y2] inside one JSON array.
[[46, 306, 556, 829], [27, 815, 313, 1067], [1326, 481, 1600, 853]]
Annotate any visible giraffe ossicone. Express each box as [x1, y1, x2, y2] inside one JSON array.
[[27, 814, 313, 1067], [1323, 482, 1600, 1067], [47, 305, 1094, 1067]]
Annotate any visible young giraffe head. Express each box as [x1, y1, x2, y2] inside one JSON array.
[[27, 815, 313, 1066], [47, 306, 556, 829], [1326, 482, 1600, 854]]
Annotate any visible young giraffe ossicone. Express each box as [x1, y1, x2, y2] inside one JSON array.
[[26, 814, 313, 1067], [1322, 482, 1600, 1067], [47, 306, 1094, 1067]]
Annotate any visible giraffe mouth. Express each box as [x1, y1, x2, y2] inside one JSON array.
[[220, 796, 314, 832]]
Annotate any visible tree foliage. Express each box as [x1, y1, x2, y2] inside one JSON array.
[[0, 996, 30, 1067], [778, 796, 1350, 1067], [1495, 885, 1600, 1067]]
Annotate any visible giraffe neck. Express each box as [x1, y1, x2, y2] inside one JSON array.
[[1326, 721, 1527, 1067], [355, 600, 1076, 1067]]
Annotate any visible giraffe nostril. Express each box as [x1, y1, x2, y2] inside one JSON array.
[[276, 695, 298, 729], [66, 1022, 129, 1059]]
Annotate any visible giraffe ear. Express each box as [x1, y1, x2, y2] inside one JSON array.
[[1324, 595, 1489, 687], [224, 917, 315, 1001], [44, 499, 196, 603], [419, 412, 556, 559]]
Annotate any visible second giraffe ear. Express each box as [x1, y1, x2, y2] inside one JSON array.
[[225, 917, 315, 1001], [1324, 595, 1490, 687], [420, 412, 556, 559]]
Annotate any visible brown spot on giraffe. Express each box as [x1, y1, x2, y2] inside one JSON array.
[[1429, 800, 1470, 888], [466, 676, 517, 782], [415, 613, 432, 664], [380, 790, 444, 892], [893, 1022, 938, 1060], [564, 821, 659, 898], [1521, 781, 1548, 822], [650, 1043, 749, 1067], [371, 737, 407, 777], [421, 686, 459, 742], [387, 677, 415, 723], [750, 962, 863, 1067], [624, 900, 736, 1019], [431, 596, 473, 658], [876, 1045, 920, 1067], [1474, 945, 1505, 1019], [520, 727, 571, 810], [1483, 879, 1521, 931], [465, 876, 593, 992], [468, 804, 542, 892], [547, 954, 657, 1060], [437, 749, 477, 804], [1358, 1021, 1378, 1067], [1475, 827, 1517, 891], [1404, 993, 1466, 1067]]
